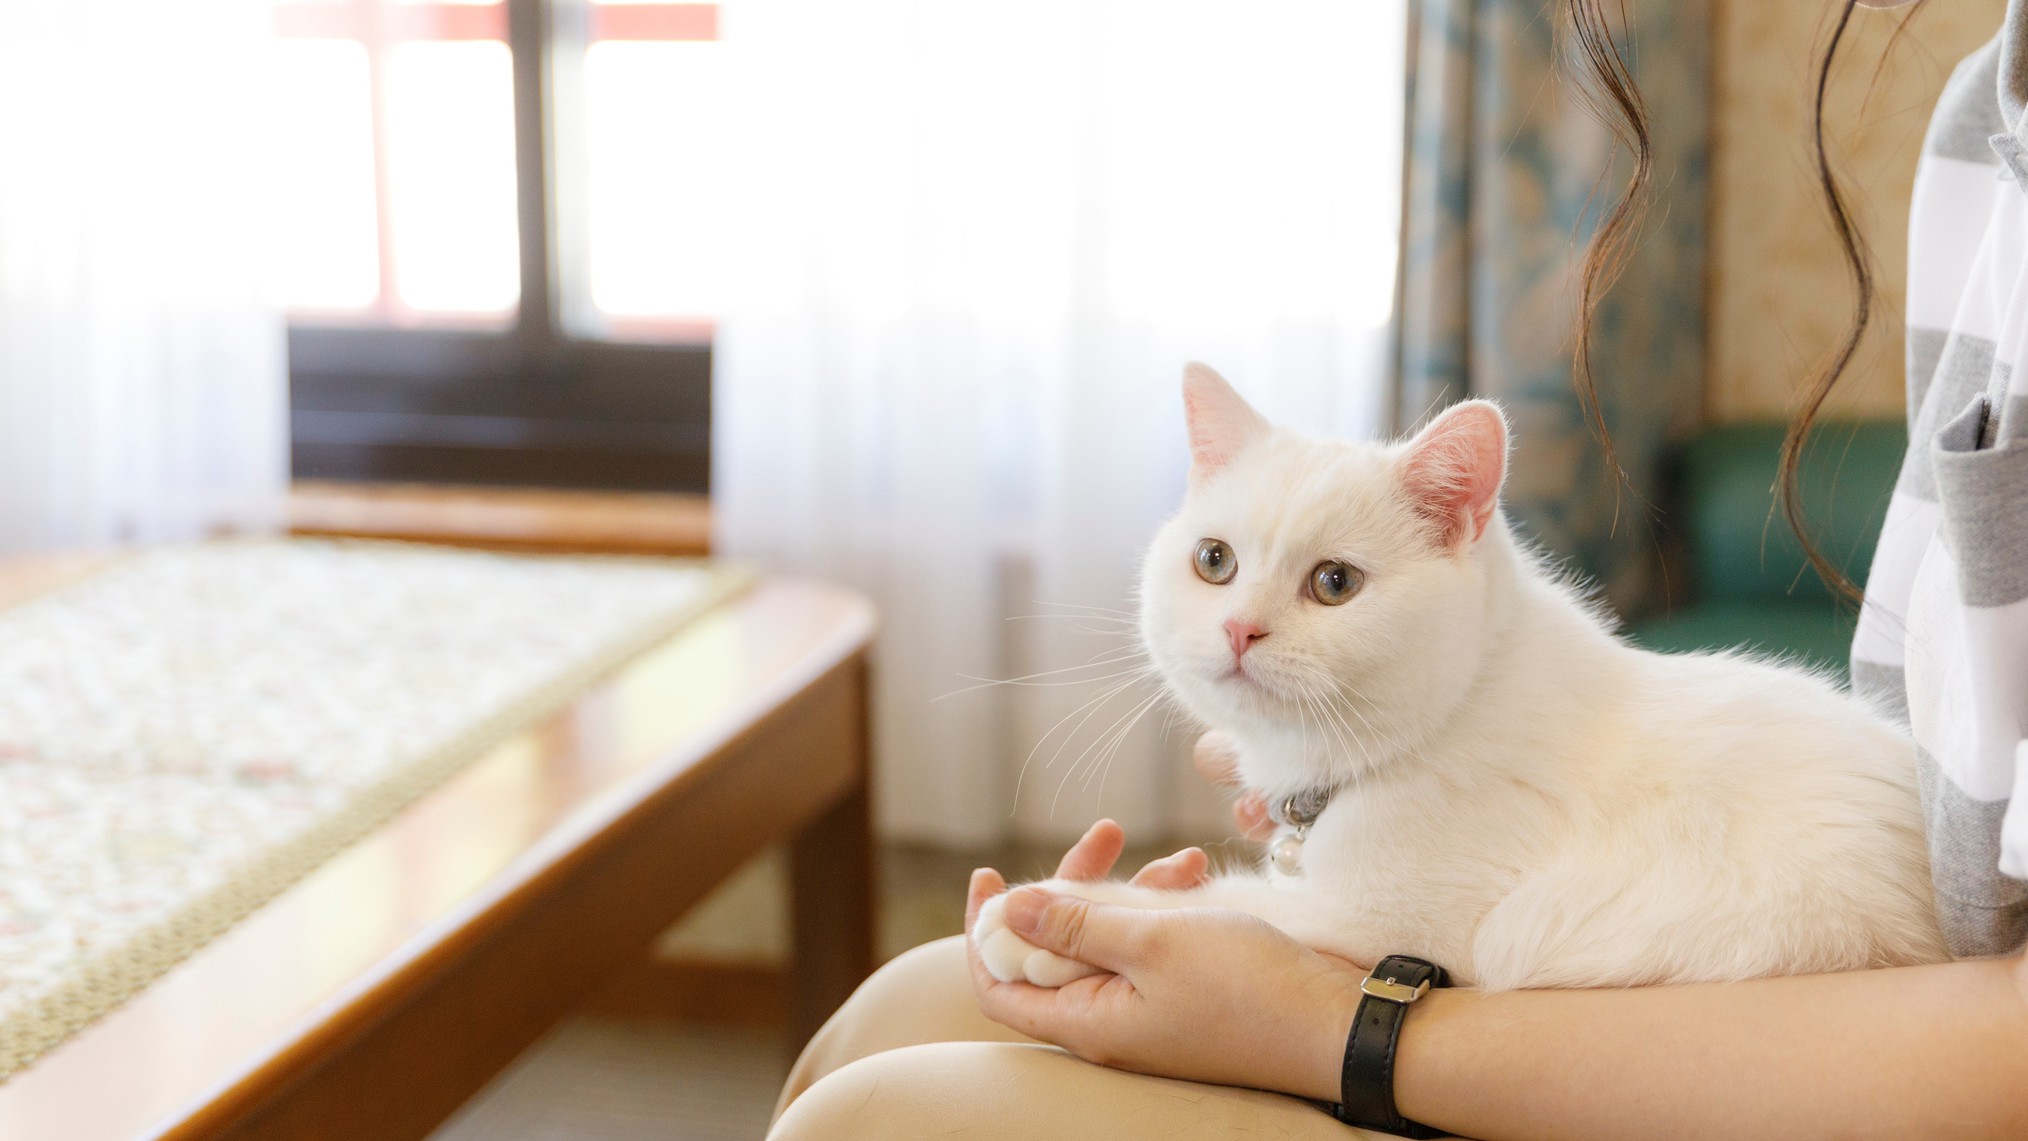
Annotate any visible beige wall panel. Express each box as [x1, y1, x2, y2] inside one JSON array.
[[1708, 0, 2003, 422]]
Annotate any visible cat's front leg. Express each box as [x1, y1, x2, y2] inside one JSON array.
[[972, 878, 1191, 987]]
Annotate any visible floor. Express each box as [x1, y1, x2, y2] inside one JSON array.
[[431, 1019, 789, 1141], [428, 838, 1202, 1140]]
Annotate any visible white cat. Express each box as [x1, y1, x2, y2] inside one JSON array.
[[974, 363, 1947, 991]]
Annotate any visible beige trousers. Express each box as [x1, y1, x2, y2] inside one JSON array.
[[768, 935, 1384, 1139]]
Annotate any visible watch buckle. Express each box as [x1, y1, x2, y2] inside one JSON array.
[[1360, 974, 1430, 1004]]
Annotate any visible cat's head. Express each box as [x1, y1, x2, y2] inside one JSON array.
[[1139, 363, 1512, 792]]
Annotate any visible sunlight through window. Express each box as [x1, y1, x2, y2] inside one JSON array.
[[268, 0, 520, 326], [583, 39, 731, 331], [382, 40, 519, 314], [264, 40, 378, 311]]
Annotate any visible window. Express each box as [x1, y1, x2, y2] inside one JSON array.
[[271, 0, 721, 491]]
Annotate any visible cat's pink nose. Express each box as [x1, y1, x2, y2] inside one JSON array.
[[1224, 619, 1267, 660]]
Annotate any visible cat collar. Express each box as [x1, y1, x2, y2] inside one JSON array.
[[1267, 786, 1331, 875]]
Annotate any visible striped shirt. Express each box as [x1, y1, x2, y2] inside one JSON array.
[[1852, 4, 2028, 958]]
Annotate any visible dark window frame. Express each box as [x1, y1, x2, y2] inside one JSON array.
[[287, 0, 713, 493]]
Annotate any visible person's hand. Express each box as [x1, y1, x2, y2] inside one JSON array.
[[964, 864, 1367, 1101], [1051, 817, 1211, 889], [971, 819, 1211, 987], [1194, 730, 1274, 841]]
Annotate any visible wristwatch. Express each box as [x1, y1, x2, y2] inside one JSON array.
[[1333, 955, 1448, 1137]]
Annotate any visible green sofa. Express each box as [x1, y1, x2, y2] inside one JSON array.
[[1625, 421, 1906, 679]]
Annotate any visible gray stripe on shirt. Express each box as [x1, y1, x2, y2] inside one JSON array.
[[1906, 326, 1951, 419], [1898, 334, 1999, 502], [1850, 659, 1911, 725], [1927, 37, 2008, 164], [1920, 748, 2028, 958], [1932, 395, 2028, 606], [2003, 0, 2028, 136], [1999, 391, 2028, 446]]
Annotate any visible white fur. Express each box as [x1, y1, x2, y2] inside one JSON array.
[[974, 366, 1946, 990]]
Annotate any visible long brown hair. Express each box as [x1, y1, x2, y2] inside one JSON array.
[[1563, 0, 1653, 498], [1560, 0, 1873, 603]]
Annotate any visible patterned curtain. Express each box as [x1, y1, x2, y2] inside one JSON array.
[[1396, 0, 1709, 605]]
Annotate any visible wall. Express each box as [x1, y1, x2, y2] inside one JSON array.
[[1707, 0, 2004, 422]]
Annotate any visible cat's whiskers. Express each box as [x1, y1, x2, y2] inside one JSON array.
[[937, 644, 1151, 702], [1081, 691, 1163, 796], [1320, 692, 1372, 774], [1330, 682, 1390, 747], [1027, 600, 1138, 617], [1052, 689, 1162, 818], [1012, 666, 1158, 814], [1063, 686, 1158, 787], [1297, 685, 1349, 772], [1297, 672, 1314, 762], [948, 598, 1173, 820], [1293, 689, 1317, 768], [1287, 660, 1379, 773], [944, 662, 1152, 698], [1018, 601, 1141, 636], [1004, 611, 1140, 637], [1303, 686, 1358, 775], [1087, 693, 1151, 806]]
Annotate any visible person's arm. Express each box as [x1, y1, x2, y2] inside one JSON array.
[[966, 863, 2028, 1140], [1395, 950, 2028, 1140]]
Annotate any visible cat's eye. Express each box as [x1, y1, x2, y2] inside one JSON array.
[[1194, 539, 1237, 585], [1309, 561, 1363, 605]]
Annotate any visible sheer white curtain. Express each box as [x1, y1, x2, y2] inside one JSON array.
[[713, 0, 1405, 846], [0, 3, 286, 553]]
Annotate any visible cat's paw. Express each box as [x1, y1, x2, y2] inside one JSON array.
[[972, 890, 1106, 988]]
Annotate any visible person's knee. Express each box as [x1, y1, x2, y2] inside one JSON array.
[[803, 934, 979, 1052], [776, 935, 1014, 1119], [772, 1040, 1348, 1140], [773, 1043, 975, 1138], [852, 934, 972, 1013], [771, 1042, 1059, 1139]]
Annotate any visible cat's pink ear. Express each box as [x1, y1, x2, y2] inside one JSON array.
[[1397, 400, 1508, 549], [1182, 362, 1268, 481]]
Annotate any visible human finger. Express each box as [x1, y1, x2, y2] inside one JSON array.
[[1191, 731, 1242, 787], [1001, 887, 1161, 975], [1234, 790, 1275, 842], [969, 942, 1116, 1045], [1129, 846, 1210, 889], [966, 866, 1008, 930], [1054, 818, 1126, 881], [964, 872, 1109, 1038]]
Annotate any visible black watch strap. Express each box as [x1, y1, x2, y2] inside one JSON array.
[[1335, 955, 1448, 1138]]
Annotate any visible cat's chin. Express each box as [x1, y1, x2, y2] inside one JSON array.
[[1188, 664, 1291, 719], [1222, 660, 1275, 695], [1231, 727, 1353, 799], [1168, 677, 1389, 792], [1154, 650, 1366, 784], [1168, 654, 1320, 722]]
